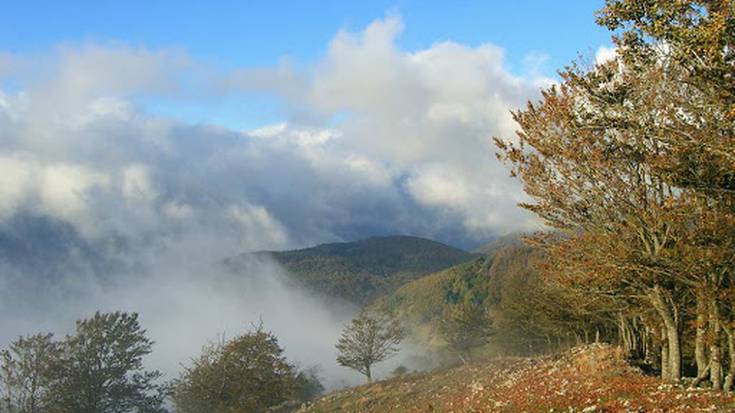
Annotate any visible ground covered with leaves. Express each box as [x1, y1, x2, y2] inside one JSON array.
[[297, 345, 735, 412]]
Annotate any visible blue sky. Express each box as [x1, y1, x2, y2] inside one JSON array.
[[3, 1, 614, 130], [5, 1, 611, 72]]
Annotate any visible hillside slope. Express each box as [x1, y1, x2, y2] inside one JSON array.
[[380, 242, 545, 352], [228, 236, 477, 304], [297, 344, 735, 413]]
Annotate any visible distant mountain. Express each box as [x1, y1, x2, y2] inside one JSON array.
[[228, 236, 478, 305]]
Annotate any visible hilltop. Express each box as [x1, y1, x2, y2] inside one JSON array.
[[228, 236, 478, 304], [297, 344, 735, 413]]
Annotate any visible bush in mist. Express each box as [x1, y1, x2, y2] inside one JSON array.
[[335, 309, 405, 383], [172, 325, 321, 413], [391, 365, 409, 377], [0, 311, 167, 413]]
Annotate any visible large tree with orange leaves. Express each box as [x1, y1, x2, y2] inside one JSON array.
[[496, 0, 735, 384]]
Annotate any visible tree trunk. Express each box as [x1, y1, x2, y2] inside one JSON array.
[[661, 329, 670, 381], [644, 324, 654, 365], [695, 292, 709, 379], [365, 366, 372, 383], [723, 325, 735, 392], [710, 297, 723, 390], [618, 314, 630, 355], [649, 285, 681, 381]]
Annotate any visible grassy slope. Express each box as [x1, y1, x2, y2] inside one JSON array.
[[297, 344, 735, 413], [230, 236, 478, 305]]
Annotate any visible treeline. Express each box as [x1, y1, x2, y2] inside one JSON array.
[[0, 312, 322, 413], [494, 0, 735, 389]]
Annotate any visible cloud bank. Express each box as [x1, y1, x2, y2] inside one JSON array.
[[0, 16, 546, 249]]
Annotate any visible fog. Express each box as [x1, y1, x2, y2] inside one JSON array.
[[0, 217, 436, 389], [0, 240, 341, 388]]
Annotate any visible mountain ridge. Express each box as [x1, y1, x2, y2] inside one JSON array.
[[228, 235, 479, 305]]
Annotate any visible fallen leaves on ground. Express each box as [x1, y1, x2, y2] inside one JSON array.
[[297, 344, 735, 412]]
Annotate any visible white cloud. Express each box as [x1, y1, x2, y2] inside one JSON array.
[[407, 165, 471, 210], [0, 15, 546, 250], [228, 204, 290, 251], [39, 164, 110, 236], [122, 164, 157, 204], [162, 201, 194, 220], [595, 45, 617, 65], [0, 155, 34, 220], [250, 16, 543, 237]]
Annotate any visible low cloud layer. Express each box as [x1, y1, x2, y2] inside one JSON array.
[[0, 16, 551, 388], [0, 16, 547, 250]]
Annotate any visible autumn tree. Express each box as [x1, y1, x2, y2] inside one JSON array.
[[495, 58, 691, 380], [0, 334, 61, 413], [51, 311, 167, 413], [172, 326, 315, 413], [335, 309, 405, 382], [596, 0, 735, 389], [496, 0, 735, 385]]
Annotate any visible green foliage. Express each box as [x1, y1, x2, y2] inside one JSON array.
[[335, 309, 405, 382], [52, 312, 167, 413], [382, 258, 491, 325], [231, 236, 477, 305], [172, 326, 319, 413], [0, 333, 62, 413], [0, 312, 166, 413]]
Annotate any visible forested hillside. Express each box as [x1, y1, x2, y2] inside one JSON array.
[[228, 236, 478, 304], [379, 241, 563, 357]]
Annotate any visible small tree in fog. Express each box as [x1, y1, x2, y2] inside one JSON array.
[[51, 311, 167, 413], [172, 325, 317, 413], [335, 310, 405, 383], [0, 333, 62, 413]]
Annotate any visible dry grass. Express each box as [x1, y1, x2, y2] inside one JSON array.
[[297, 344, 735, 412]]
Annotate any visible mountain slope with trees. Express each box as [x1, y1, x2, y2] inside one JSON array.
[[229, 236, 478, 304]]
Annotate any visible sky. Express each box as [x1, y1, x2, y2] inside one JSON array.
[[2, 1, 612, 130], [0, 0, 617, 251], [0, 1, 619, 384]]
